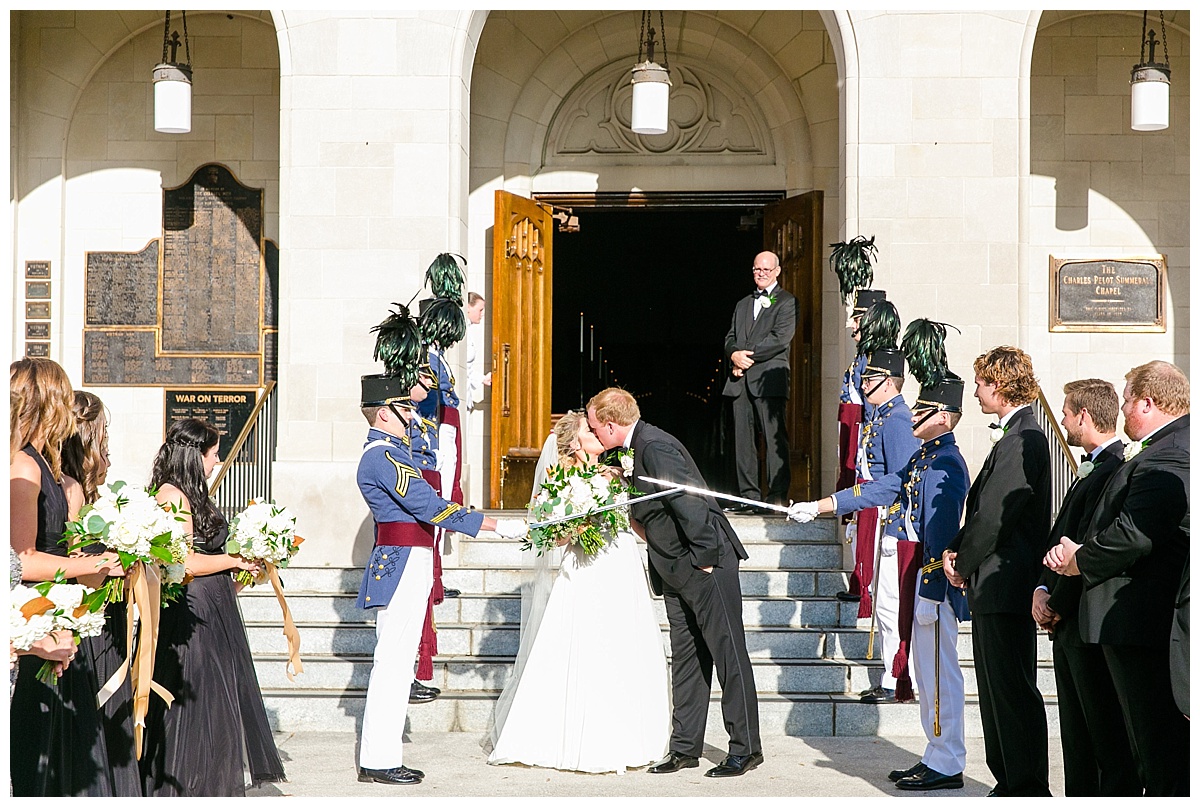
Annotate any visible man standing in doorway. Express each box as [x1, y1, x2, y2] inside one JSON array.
[[464, 291, 491, 414], [722, 250, 797, 511]]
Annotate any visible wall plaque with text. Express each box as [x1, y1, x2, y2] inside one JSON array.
[[86, 241, 159, 326], [25, 260, 50, 279], [1050, 256, 1166, 333], [165, 388, 257, 458]]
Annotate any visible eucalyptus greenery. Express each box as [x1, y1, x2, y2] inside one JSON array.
[[525, 458, 638, 556]]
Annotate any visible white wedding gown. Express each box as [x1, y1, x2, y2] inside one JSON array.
[[486, 528, 671, 773]]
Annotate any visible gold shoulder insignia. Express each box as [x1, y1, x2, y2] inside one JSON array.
[[384, 451, 422, 497], [431, 502, 463, 524]]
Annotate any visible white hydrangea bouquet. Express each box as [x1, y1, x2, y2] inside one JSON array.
[[64, 481, 191, 604], [226, 498, 304, 587], [11, 572, 108, 683], [526, 458, 636, 556]]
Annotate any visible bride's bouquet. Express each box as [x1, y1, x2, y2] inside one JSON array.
[[226, 498, 304, 587], [64, 481, 191, 604], [10, 572, 108, 683], [526, 457, 637, 556]]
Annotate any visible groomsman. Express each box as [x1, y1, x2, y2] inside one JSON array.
[[1031, 379, 1138, 796], [788, 345, 918, 703], [1045, 361, 1190, 797], [943, 346, 1051, 797], [722, 250, 797, 510]]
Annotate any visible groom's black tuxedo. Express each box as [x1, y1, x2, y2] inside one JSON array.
[[626, 420, 760, 759]]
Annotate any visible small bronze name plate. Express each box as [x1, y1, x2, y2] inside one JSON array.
[[25, 260, 50, 279], [1050, 256, 1166, 333], [25, 322, 50, 340], [25, 342, 50, 358], [165, 388, 257, 459], [26, 302, 50, 320]]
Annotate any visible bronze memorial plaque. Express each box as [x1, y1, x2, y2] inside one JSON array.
[[165, 388, 257, 458], [86, 241, 159, 326], [25, 260, 51, 279], [25, 302, 50, 320], [1050, 256, 1166, 333], [25, 322, 50, 340], [26, 281, 51, 300], [24, 342, 50, 358], [161, 164, 262, 355], [84, 330, 260, 387]]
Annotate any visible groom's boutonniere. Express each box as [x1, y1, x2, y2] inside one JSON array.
[[1123, 438, 1149, 462], [1075, 460, 1094, 479], [616, 449, 634, 478]]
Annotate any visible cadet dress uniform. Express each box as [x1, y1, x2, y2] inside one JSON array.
[[883, 404, 971, 789], [836, 288, 887, 492], [827, 349, 920, 698], [418, 347, 464, 506], [407, 412, 447, 683], [356, 376, 487, 784]]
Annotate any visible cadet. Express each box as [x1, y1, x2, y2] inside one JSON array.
[[837, 289, 889, 491]]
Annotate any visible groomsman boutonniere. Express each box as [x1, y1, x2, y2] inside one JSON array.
[[760, 293, 777, 309], [1123, 438, 1149, 462], [1075, 460, 1094, 479], [989, 423, 1008, 444]]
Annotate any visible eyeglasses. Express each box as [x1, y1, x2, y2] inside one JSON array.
[[752, 266, 776, 273]]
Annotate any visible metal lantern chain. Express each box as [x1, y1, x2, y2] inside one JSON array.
[[637, 10, 669, 69], [1139, 10, 1170, 67], [161, 10, 192, 65]]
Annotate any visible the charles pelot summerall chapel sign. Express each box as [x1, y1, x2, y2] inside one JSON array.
[[1049, 255, 1167, 333]]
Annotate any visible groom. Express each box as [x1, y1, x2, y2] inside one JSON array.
[[587, 387, 762, 778]]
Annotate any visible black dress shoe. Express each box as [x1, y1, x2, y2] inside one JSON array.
[[888, 761, 928, 782], [647, 751, 699, 774], [705, 751, 764, 778], [895, 768, 963, 791], [409, 680, 440, 703], [723, 504, 754, 514], [442, 587, 461, 598], [358, 766, 423, 785], [834, 591, 861, 602], [859, 685, 897, 704]]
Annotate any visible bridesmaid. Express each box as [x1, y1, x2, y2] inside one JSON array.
[[60, 390, 142, 795], [140, 418, 286, 796], [9, 358, 124, 796]]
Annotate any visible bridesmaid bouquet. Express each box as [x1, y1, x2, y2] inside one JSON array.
[[10, 572, 108, 683], [526, 463, 636, 556], [226, 498, 304, 587], [64, 481, 191, 604]]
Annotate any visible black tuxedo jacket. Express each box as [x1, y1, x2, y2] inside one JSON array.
[[1076, 415, 1190, 647], [1038, 439, 1125, 621], [722, 285, 798, 399], [627, 421, 748, 595], [948, 406, 1051, 615]]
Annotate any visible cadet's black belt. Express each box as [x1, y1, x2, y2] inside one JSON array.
[[376, 521, 435, 548]]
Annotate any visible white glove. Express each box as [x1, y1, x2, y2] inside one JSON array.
[[494, 518, 529, 540], [787, 501, 820, 524], [844, 521, 857, 543], [915, 597, 939, 626]]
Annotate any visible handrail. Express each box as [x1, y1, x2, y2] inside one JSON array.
[[1033, 387, 1079, 523], [210, 380, 276, 493]]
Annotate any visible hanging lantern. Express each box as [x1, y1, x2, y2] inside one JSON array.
[[1130, 11, 1171, 132], [630, 11, 672, 136], [153, 11, 193, 134]]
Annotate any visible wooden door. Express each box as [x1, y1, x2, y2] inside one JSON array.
[[764, 192, 823, 501], [491, 191, 554, 508]]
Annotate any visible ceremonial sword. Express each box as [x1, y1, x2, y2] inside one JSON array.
[[637, 477, 792, 513], [528, 488, 677, 530]]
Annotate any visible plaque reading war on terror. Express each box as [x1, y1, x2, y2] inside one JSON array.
[[165, 388, 257, 459], [1049, 256, 1166, 333]]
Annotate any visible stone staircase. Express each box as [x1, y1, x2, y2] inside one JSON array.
[[242, 514, 1059, 736]]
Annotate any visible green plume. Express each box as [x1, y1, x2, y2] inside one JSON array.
[[829, 235, 877, 304], [425, 253, 466, 303], [371, 303, 422, 387], [857, 300, 900, 357], [901, 318, 959, 388], [420, 296, 467, 350]]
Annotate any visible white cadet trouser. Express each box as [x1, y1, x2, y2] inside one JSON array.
[[911, 599, 967, 775], [359, 547, 433, 770], [874, 540, 900, 690], [438, 422, 458, 495]]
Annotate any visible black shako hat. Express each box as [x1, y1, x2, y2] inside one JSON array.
[[360, 374, 413, 408], [863, 347, 905, 379], [915, 372, 965, 414], [853, 288, 887, 316]]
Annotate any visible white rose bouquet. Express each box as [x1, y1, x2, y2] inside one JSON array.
[[226, 499, 305, 587], [65, 481, 191, 604], [11, 572, 107, 684], [526, 462, 637, 556]]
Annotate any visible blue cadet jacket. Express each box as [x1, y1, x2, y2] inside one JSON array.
[[839, 353, 874, 419], [831, 394, 921, 515], [406, 413, 440, 472], [882, 432, 971, 620], [417, 348, 460, 421], [355, 427, 484, 610]]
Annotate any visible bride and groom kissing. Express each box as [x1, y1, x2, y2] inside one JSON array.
[[485, 387, 763, 777]]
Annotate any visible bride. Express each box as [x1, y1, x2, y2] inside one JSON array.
[[485, 411, 670, 773]]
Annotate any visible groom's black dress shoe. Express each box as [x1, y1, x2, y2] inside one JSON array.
[[888, 761, 928, 782], [409, 680, 440, 703], [895, 768, 963, 791], [647, 751, 699, 773], [723, 504, 755, 514], [357, 766, 424, 785], [704, 751, 764, 778]]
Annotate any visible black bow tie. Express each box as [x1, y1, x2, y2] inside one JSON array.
[[988, 422, 1002, 429], [753, 289, 770, 298]]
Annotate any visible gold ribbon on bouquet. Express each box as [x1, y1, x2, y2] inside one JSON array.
[[265, 563, 304, 681], [95, 562, 175, 760]]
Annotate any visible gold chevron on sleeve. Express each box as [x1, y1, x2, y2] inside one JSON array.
[[431, 502, 463, 524], [385, 451, 422, 497]]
